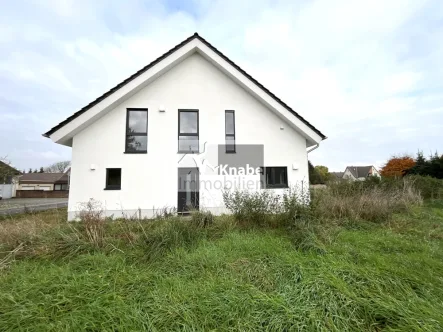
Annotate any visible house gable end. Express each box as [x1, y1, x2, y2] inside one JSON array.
[[44, 33, 325, 147]]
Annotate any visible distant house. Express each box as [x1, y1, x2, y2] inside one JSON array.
[[18, 173, 69, 191], [16, 170, 70, 198], [0, 160, 21, 184], [342, 166, 380, 181]]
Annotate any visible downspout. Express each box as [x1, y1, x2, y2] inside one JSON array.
[[307, 143, 319, 154]]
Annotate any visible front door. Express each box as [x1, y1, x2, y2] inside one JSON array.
[[177, 168, 199, 213]]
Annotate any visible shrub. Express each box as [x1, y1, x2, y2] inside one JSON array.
[[222, 185, 311, 227], [406, 175, 443, 199], [222, 190, 280, 225], [312, 178, 422, 222], [280, 186, 312, 224]]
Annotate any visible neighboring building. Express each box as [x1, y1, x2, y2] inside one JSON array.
[[16, 172, 70, 198], [342, 166, 380, 181], [18, 172, 69, 190], [43, 33, 325, 220]]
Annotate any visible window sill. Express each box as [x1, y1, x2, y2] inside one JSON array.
[[225, 151, 236, 154], [104, 187, 121, 190], [177, 151, 200, 154], [124, 151, 147, 154], [263, 185, 289, 189]]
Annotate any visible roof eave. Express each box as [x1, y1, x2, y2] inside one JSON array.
[[43, 32, 326, 142]]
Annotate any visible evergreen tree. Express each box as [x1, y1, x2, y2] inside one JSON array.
[[408, 151, 443, 179]]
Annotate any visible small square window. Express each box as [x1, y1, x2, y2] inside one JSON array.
[[105, 168, 121, 190], [260, 167, 288, 189]]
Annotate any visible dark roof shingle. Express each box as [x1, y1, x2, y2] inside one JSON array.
[[346, 166, 373, 178], [331, 172, 344, 178], [19, 173, 67, 184]]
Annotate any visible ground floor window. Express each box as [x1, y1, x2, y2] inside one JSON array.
[[105, 168, 121, 190], [260, 167, 288, 189], [54, 184, 69, 190]]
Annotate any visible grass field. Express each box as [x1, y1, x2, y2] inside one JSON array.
[[1, 200, 443, 331]]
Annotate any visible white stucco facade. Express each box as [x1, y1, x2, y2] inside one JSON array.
[[66, 53, 314, 219], [44, 35, 324, 220]]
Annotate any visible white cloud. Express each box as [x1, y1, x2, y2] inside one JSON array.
[[382, 72, 422, 95], [0, 0, 442, 171]]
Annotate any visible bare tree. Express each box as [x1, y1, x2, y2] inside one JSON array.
[[0, 156, 21, 184], [45, 161, 71, 173]]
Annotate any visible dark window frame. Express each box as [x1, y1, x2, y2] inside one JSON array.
[[54, 184, 69, 191], [125, 108, 148, 154], [225, 110, 236, 153], [105, 168, 122, 190], [260, 166, 288, 189], [178, 109, 199, 153]]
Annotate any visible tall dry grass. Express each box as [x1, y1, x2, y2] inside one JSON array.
[[0, 177, 424, 267], [312, 177, 422, 222], [75, 199, 106, 247], [0, 209, 66, 249]]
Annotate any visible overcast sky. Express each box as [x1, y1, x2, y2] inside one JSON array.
[[1, 0, 442, 172]]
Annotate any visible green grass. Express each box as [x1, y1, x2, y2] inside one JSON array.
[[1, 202, 443, 331]]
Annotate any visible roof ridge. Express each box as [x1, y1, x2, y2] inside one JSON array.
[[43, 33, 326, 140]]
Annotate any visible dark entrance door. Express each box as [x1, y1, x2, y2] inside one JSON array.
[[177, 168, 199, 213]]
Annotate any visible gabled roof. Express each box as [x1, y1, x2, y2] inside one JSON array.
[[345, 166, 374, 178], [331, 171, 344, 179], [19, 173, 68, 184], [43, 33, 325, 145]]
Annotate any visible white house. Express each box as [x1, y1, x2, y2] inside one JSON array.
[[43, 33, 325, 220], [342, 166, 380, 181]]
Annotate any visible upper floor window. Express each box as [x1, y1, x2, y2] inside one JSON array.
[[225, 110, 236, 153], [260, 167, 288, 189], [126, 109, 148, 153], [178, 110, 199, 153]]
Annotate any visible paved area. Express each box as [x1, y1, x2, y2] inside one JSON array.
[[0, 198, 68, 216]]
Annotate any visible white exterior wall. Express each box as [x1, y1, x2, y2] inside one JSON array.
[[342, 168, 357, 181], [372, 166, 381, 177], [0, 184, 13, 199], [19, 183, 55, 190], [68, 53, 309, 220]]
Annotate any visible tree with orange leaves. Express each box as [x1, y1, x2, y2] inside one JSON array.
[[380, 155, 415, 178]]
